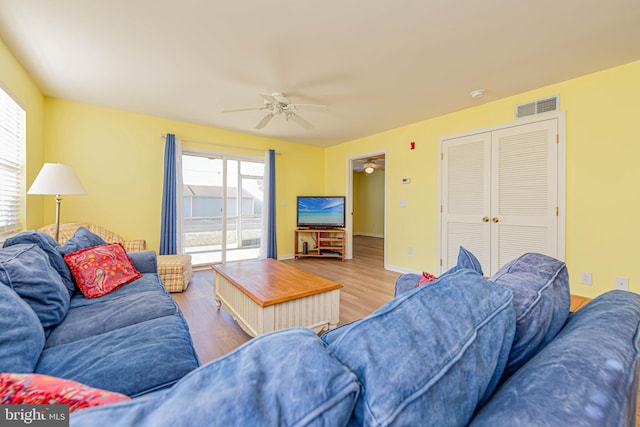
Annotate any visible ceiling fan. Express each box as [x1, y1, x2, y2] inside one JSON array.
[[354, 156, 385, 174], [223, 92, 326, 130]]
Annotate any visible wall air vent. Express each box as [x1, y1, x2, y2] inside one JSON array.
[[515, 95, 559, 119]]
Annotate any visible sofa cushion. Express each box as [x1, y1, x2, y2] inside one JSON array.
[[126, 250, 158, 274], [322, 269, 515, 426], [35, 315, 200, 397], [70, 328, 359, 427], [0, 373, 130, 412], [3, 230, 75, 295], [0, 283, 45, 373], [46, 278, 180, 348], [470, 290, 640, 426], [64, 242, 142, 299], [58, 227, 106, 256], [489, 252, 570, 378], [0, 244, 70, 333], [68, 273, 166, 310]]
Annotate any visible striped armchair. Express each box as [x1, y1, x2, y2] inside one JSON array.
[[38, 222, 191, 292], [38, 222, 147, 252]]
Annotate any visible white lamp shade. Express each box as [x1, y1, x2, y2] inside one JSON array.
[[27, 163, 87, 195]]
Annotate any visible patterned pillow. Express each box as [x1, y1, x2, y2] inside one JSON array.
[[417, 271, 438, 287], [64, 242, 142, 298], [0, 373, 130, 412]]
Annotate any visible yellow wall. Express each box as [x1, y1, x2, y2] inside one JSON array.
[[353, 170, 384, 236], [326, 60, 640, 298], [0, 38, 45, 229], [42, 98, 324, 253]]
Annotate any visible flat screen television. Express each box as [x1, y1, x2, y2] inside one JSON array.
[[297, 196, 346, 229]]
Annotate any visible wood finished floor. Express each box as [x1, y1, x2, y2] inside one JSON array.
[[172, 235, 399, 364]]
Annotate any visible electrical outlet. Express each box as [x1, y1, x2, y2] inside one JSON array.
[[615, 277, 629, 291], [580, 272, 592, 285], [408, 246, 413, 255]]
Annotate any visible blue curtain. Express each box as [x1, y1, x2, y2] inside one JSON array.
[[160, 134, 177, 255], [265, 149, 277, 259]]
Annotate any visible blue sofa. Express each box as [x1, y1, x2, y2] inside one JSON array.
[[3, 235, 639, 426], [69, 249, 640, 426], [0, 229, 200, 398]]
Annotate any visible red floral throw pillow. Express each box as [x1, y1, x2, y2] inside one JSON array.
[[417, 271, 438, 287], [64, 242, 142, 298], [0, 373, 130, 412]]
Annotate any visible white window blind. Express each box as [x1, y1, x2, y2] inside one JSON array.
[[0, 85, 26, 240]]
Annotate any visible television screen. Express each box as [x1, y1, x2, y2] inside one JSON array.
[[297, 196, 345, 228]]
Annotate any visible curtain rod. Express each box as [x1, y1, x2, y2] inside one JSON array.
[[160, 134, 281, 155]]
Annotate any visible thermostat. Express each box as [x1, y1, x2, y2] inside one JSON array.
[[401, 177, 411, 184]]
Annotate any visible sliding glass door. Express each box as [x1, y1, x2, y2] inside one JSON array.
[[182, 151, 264, 265]]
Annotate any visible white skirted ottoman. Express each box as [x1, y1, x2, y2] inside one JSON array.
[[158, 254, 193, 292]]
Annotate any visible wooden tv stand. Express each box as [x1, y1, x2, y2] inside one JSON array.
[[294, 228, 345, 261]]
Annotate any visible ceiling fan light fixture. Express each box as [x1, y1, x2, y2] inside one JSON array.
[[364, 165, 375, 174]]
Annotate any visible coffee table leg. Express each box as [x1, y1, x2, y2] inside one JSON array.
[[213, 270, 221, 310], [329, 289, 340, 330]]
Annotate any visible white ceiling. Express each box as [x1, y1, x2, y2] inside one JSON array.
[[1, 1, 639, 147]]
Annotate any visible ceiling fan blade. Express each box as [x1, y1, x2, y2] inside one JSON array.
[[255, 114, 274, 129], [271, 92, 290, 104], [222, 106, 264, 113], [260, 93, 278, 104], [289, 103, 327, 111], [289, 113, 314, 130]]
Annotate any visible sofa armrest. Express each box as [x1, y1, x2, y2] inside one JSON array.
[[393, 273, 421, 297], [123, 240, 146, 252], [127, 250, 158, 274], [470, 290, 640, 427]]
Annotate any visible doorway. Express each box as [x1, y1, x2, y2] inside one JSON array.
[[346, 151, 387, 266]]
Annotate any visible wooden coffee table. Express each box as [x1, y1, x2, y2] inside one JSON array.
[[212, 259, 342, 337]]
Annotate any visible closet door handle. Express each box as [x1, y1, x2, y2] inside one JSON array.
[[482, 217, 489, 222], [492, 217, 500, 223]]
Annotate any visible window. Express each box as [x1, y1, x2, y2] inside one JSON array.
[[0, 85, 26, 241], [182, 152, 264, 265]]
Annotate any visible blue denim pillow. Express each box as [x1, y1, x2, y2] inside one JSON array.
[[57, 227, 106, 256], [70, 328, 360, 426], [322, 269, 515, 426], [489, 252, 570, 378], [4, 231, 75, 295], [0, 283, 45, 372], [0, 244, 70, 333], [470, 290, 640, 426], [457, 246, 484, 275]]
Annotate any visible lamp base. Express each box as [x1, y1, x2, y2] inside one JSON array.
[[55, 194, 62, 243]]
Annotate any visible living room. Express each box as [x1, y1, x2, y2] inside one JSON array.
[[2, 2, 640, 425], [1, 16, 639, 301]]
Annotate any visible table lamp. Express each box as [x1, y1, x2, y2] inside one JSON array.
[[27, 163, 87, 242]]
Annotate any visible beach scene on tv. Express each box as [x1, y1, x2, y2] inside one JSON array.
[[297, 197, 345, 228]]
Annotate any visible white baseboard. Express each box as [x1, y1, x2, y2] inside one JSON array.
[[353, 233, 384, 238], [385, 264, 422, 275]]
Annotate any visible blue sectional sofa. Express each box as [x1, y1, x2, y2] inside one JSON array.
[[70, 249, 640, 426], [0, 229, 200, 398], [3, 234, 639, 426]]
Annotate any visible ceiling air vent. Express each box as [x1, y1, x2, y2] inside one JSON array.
[[515, 95, 559, 119]]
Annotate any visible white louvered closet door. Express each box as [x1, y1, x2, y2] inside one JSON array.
[[440, 118, 559, 276], [441, 132, 491, 273], [490, 119, 558, 274]]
